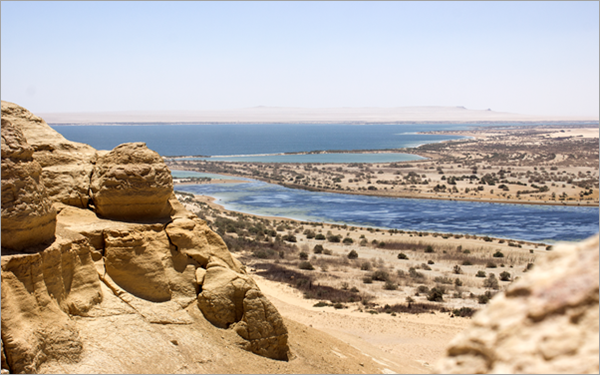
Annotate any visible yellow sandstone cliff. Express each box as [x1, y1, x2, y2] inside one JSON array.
[[1, 101, 289, 373]]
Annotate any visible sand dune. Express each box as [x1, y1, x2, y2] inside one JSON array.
[[39, 106, 598, 124]]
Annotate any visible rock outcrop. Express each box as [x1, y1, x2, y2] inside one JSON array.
[[1, 101, 290, 374], [90, 142, 173, 221], [437, 234, 600, 374], [1, 101, 97, 208], [1, 118, 56, 251]]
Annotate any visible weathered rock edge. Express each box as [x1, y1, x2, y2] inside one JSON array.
[[436, 234, 600, 374], [1, 118, 56, 250], [1, 101, 290, 374]]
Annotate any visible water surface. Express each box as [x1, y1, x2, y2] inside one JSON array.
[[51, 123, 468, 156], [176, 177, 599, 243]]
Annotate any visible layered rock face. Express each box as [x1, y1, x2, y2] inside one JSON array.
[[1, 101, 97, 208], [1, 101, 290, 374], [90, 142, 173, 220], [437, 235, 600, 374], [1, 118, 56, 250]]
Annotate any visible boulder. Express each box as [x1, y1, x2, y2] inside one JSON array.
[[1, 118, 56, 251], [1, 101, 97, 207], [198, 257, 289, 360], [90, 142, 173, 221], [436, 234, 600, 374]]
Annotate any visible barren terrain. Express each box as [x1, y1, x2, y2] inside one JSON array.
[[173, 190, 551, 370]]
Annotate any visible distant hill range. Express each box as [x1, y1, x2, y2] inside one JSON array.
[[39, 106, 599, 125]]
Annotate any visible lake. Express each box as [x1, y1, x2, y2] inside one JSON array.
[[175, 177, 599, 244], [51, 123, 469, 157]]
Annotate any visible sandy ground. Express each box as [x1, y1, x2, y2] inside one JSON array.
[[253, 274, 471, 373], [174, 191, 550, 373]]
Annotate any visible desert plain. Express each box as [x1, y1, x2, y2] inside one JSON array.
[[164, 123, 598, 372]]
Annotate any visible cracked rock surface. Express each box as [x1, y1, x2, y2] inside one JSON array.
[[1, 101, 290, 374]]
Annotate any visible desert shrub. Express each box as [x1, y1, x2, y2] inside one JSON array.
[[252, 249, 276, 259], [315, 233, 326, 240], [333, 303, 344, 309], [427, 287, 445, 302], [523, 263, 534, 272], [453, 265, 462, 274], [327, 234, 342, 243], [298, 261, 315, 270], [304, 229, 316, 239], [420, 263, 431, 271], [483, 236, 493, 242], [454, 278, 463, 287], [476, 270, 486, 278], [452, 307, 477, 317], [371, 270, 390, 282], [360, 261, 372, 271], [408, 267, 425, 280], [359, 239, 368, 246], [343, 237, 354, 244], [362, 276, 373, 284], [486, 262, 497, 268], [427, 260, 434, 265], [347, 250, 358, 259], [299, 251, 309, 260], [499, 271, 511, 281], [425, 245, 435, 253], [384, 281, 398, 290], [378, 241, 386, 248], [416, 285, 430, 294], [493, 251, 504, 258], [313, 244, 324, 254], [483, 274, 499, 289], [478, 291, 495, 304], [313, 301, 328, 307], [350, 286, 359, 293], [462, 260, 473, 266], [463, 249, 471, 254], [323, 249, 333, 255], [433, 276, 453, 285], [397, 252, 408, 260]]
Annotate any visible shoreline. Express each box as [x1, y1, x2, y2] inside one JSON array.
[[180, 193, 552, 246], [174, 176, 599, 207]]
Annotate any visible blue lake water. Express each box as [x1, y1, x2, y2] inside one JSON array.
[[175, 177, 599, 243], [51, 124, 469, 157]]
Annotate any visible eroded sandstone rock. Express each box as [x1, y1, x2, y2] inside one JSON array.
[[436, 234, 600, 374], [1, 118, 56, 251], [90, 142, 173, 220], [0, 230, 103, 373], [198, 257, 289, 360], [1, 101, 97, 207], [1, 103, 291, 371]]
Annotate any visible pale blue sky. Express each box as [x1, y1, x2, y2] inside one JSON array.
[[1, 1, 598, 116]]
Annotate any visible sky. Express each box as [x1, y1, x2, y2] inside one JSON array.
[[1, 1, 599, 117]]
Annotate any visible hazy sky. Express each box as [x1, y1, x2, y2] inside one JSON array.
[[1, 1, 598, 117]]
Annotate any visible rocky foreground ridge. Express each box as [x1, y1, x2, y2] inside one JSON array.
[[1, 101, 289, 373]]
